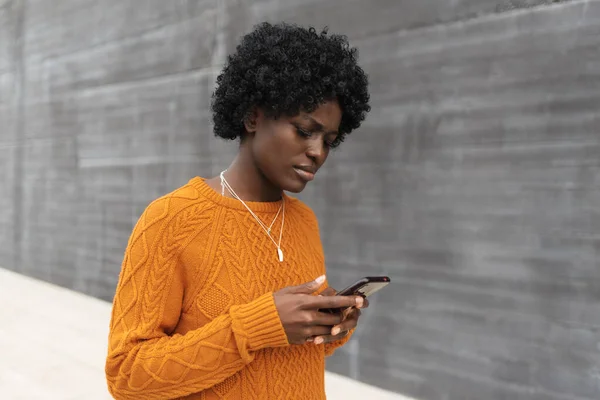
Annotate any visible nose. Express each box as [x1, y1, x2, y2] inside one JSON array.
[[305, 138, 326, 163]]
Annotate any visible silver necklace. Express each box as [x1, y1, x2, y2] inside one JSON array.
[[220, 171, 285, 262], [220, 173, 283, 232]]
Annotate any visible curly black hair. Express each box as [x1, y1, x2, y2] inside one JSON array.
[[211, 22, 370, 148]]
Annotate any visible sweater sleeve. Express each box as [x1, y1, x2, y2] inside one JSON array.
[[105, 197, 289, 400]]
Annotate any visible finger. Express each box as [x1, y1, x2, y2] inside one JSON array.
[[320, 306, 347, 316], [312, 311, 344, 326], [355, 296, 365, 309], [302, 295, 362, 310], [361, 297, 370, 309], [341, 307, 354, 320], [332, 319, 358, 336], [332, 310, 360, 334], [346, 308, 362, 320], [315, 330, 350, 345], [319, 287, 337, 296], [309, 325, 337, 337], [284, 275, 326, 295], [313, 335, 326, 345]]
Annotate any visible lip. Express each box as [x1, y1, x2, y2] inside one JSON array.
[[293, 167, 316, 182]]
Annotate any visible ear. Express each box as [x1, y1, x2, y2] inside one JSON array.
[[243, 107, 260, 134]]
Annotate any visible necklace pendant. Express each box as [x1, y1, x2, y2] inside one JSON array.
[[277, 248, 284, 262]]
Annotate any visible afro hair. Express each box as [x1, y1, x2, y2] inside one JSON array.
[[210, 22, 370, 148]]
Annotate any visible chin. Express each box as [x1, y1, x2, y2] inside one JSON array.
[[281, 179, 307, 194]]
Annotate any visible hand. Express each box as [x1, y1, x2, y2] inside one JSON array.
[[312, 286, 369, 345], [273, 275, 363, 345]]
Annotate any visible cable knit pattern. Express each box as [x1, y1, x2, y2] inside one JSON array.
[[106, 177, 352, 400]]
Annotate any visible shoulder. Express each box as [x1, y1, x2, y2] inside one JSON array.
[[132, 179, 215, 238], [286, 195, 320, 229]]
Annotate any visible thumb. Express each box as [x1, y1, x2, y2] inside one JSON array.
[[287, 275, 326, 294]]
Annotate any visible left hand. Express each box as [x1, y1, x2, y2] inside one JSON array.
[[310, 287, 369, 345]]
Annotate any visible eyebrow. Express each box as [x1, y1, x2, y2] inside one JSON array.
[[300, 115, 339, 135]]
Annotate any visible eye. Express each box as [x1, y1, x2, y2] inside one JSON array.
[[295, 127, 312, 138]]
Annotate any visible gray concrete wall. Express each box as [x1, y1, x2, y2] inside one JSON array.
[[1, 1, 599, 399]]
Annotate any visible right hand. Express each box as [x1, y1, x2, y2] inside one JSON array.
[[273, 275, 362, 345]]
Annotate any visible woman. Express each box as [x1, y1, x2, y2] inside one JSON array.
[[105, 22, 371, 399]]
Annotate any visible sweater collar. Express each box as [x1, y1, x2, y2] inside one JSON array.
[[189, 176, 292, 213]]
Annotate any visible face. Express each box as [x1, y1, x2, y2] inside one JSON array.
[[246, 100, 342, 193]]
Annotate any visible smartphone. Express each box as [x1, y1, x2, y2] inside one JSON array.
[[321, 276, 390, 313]]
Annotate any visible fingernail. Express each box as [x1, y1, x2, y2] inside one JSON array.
[[314, 336, 324, 345], [315, 275, 326, 284], [356, 297, 364, 308], [332, 327, 341, 336]]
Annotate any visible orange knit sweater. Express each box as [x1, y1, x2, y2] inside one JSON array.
[[105, 177, 352, 399]]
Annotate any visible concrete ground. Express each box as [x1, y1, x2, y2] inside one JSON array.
[[0, 267, 410, 400]]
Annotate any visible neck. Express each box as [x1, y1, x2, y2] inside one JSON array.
[[222, 150, 282, 203]]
